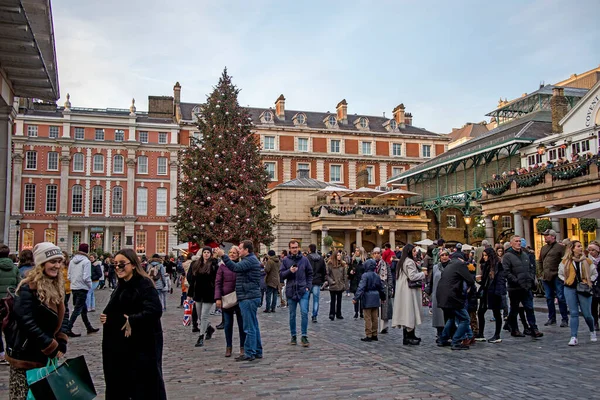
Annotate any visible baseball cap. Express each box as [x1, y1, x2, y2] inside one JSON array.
[[542, 229, 557, 237]]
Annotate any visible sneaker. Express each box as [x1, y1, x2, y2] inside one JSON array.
[[543, 319, 556, 326], [474, 336, 487, 342], [360, 337, 372, 342], [568, 337, 578, 346], [289, 336, 297, 345], [560, 320, 569, 328], [301, 336, 310, 347], [451, 343, 469, 350], [591, 332, 598, 342], [311, 316, 317, 323], [487, 335, 502, 343]]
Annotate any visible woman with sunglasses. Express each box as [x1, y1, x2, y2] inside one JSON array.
[[101, 248, 166, 400]]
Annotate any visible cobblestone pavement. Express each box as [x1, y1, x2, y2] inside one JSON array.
[[1, 287, 598, 399]]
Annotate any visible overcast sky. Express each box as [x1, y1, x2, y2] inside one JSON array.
[[52, 0, 600, 133]]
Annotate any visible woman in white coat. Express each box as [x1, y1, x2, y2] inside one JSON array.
[[392, 243, 427, 345]]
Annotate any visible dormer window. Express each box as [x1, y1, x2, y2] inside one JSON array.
[[264, 111, 273, 122], [192, 105, 202, 122], [390, 119, 397, 130], [328, 115, 336, 126], [360, 117, 368, 129], [383, 118, 398, 132], [260, 110, 274, 124], [293, 113, 307, 126]]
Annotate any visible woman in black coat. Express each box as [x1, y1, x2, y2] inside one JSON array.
[[101, 248, 166, 400], [348, 248, 366, 319], [475, 247, 506, 344]]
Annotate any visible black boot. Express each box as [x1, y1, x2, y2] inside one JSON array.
[[206, 325, 215, 340], [409, 329, 421, 342], [195, 334, 205, 347], [403, 328, 419, 346]]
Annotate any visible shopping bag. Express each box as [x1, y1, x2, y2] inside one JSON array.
[[26, 358, 59, 400], [183, 299, 194, 326], [29, 355, 96, 400]]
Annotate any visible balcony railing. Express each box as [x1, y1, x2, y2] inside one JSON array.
[[310, 204, 421, 218]]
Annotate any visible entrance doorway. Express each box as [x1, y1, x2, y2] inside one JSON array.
[[90, 228, 104, 253]]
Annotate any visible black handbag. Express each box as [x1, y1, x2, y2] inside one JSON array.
[[402, 264, 422, 289], [593, 280, 600, 298], [577, 282, 593, 297]]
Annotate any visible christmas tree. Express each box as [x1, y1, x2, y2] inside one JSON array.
[[174, 69, 275, 247]]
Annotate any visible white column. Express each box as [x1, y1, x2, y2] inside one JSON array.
[[170, 128, 178, 145], [104, 182, 111, 217], [484, 216, 494, 244], [321, 228, 328, 254], [512, 210, 523, 238], [547, 206, 562, 241], [126, 158, 136, 216], [421, 230, 428, 240], [379, 162, 387, 187], [61, 113, 71, 138], [348, 161, 357, 189], [356, 228, 363, 249], [84, 180, 91, 217], [57, 220, 69, 252], [345, 231, 351, 252], [84, 226, 90, 247], [283, 158, 291, 182], [169, 159, 178, 217], [11, 153, 23, 215], [0, 109, 11, 244], [104, 226, 110, 252], [106, 149, 112, 177], [316, 160, 325, 181], [310, 231, 318, 246], [124, 222, 135, 249], [59, 154, 70, 214], [523, 216, 532, 247], [389, 229, 396, 249]]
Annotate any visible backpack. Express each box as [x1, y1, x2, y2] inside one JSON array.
[[0, 288, 20, 351]]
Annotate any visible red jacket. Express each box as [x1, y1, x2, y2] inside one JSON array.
[[382, 248, 394, 265]]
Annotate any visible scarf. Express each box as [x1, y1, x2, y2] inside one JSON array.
[[564, 255, 593, 286]]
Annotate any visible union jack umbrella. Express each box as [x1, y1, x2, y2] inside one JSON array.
[[182, 299, 194, 326]]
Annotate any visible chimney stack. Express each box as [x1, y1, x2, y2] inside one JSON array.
[[393, 104, 406, 128], [336, 99, 348, 124], [275, 94, 285, 120], [405, 112, 413, 126], [551, 87, 568, 133], [173, 82, 182, 121]]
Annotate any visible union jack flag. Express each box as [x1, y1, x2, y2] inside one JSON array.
[[182, 299, 194, 326]]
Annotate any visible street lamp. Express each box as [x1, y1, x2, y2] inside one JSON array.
[[463, 216, 472, 225], [15, 220, 21, 253], [377, 225, 384, 236]]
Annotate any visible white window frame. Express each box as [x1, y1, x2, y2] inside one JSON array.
[[91, 186, 103, 214], [361, 141, 372, 156], [25, 151, 37, 170], [137, 187, 148, 215], [447, 215, 457, 228], [156, 188, 167, 216], [112, 186, 123, 214], [72, 185, 83, 213], [115, 129, 125, 142], [391, 167, 404, 177], [47, 152, 59, 171], [27, 125, 38, 137], [95, 128, 105, 141], [264, 162, 277, 181], [422, 144, 432, 158], [330, 164, 343, 183], [74, 127, 85, 140], [93, 154, 104, 172], [297, 137, 309, 152], [297, 162, 310, 174], [502, 216, 512, 229], [330, 139, 341, 153], [157, 157, 168, 175], [390, 119, 397, 131], [139, 131, 148, 143], [72, 153, 84, 172], [113, 155, 124, 174], [156, 231, 167, 255], [44, 229, 56, 245], [137, 156, 148, 174], [359, 117, 368, 129], [392, 143, 402, 157], [24, 184, 36, 212], [263, 136, 275, 150], [158, 132, 168, 144], [548, 149, 557, 161], [366, 166, 375, 184], [136, 231, 147, 254], [49, 126, 59, 139], [45, 185, 58, 213], [327, 115, 337, 128]]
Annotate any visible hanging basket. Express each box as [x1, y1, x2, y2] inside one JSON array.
[[323, 235, 334, 247], [536, 219, 552, 234], [472, 225, 486, 239], [580, 218, 598, 233]]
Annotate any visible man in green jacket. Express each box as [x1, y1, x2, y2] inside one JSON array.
[[0, 244, 20, 364]]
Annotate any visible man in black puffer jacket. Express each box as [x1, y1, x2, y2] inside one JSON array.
[[503, 235, 543, 338], [307, 244, 326, 323]]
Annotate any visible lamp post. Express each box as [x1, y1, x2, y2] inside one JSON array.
[[463, 215, 471, 244], [15, 220, 21, 253]]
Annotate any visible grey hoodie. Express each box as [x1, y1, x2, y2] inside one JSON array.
[[68, 253, 92, 291]]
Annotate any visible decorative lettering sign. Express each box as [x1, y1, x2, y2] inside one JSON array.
[[585, 95, 599, 127]]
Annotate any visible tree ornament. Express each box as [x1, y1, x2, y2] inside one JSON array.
[[216, 104, 220, 108], [207, 197, 211, 201], [193, 177, 198, 181], [210, 222, 214, 226], [224, 230, 229, 234], [225, 111, 229, 115]]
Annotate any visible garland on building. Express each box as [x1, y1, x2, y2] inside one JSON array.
[[309, 205, 421, 217], [515, 171, 546, 188], [482, 179, 511, 196], [548, 162, 589, 180]]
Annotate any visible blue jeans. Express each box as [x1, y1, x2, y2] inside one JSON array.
[[86, 281, 99, 310], [309, 285, 320, 318], [563, 286, 595, 338], [440, 308, 471, 345], [238, 298, 262, 358], [543, 277, 568, 322], [288, 290, 310, 337], [223, 305, 246, 349], [265, 287, 278, 312]]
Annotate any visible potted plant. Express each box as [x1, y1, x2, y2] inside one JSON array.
[[472, 225, 486, 239], [323, 235, 334, 248], [536, 219, 552, 234], [580, 218, 598, 233]]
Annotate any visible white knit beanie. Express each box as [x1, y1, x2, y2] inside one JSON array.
[[33, 242, 64, 266]]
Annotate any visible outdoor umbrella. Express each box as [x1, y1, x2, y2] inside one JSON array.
[[375, 188, 419, 200], [540, 201, 600, 219], [342, 187, 385, 199], [415, 238, 434, 246], [311, 185, 351, 196]]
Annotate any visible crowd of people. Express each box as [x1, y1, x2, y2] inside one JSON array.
[[490, 151, 598, 181], [1, 228, 599, 398]]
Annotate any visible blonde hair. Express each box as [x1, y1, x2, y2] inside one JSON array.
[[17, 261, 65, 306]]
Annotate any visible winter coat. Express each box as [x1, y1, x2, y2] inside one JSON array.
[[326, 261, 347, 292], [479, 259, 507, 298], [215, 260, 237, 300], [18, 264, 34, 279], [391, 258, 425, 330], [372, 258, 393, 321], [353, 262, 384, 309], [307, 252, 327, 286], [91, 260, 103, 282], [221, 253, 262, 301], [68, 253, 92, 291], [436, 259, 475, 310], [503, 247, 535, 291], [280, 254, 313, 301], [540, 242, 565, 281], [102, 273, 166, 400], [431, 261, 450, 328], [0, 257, 19, 297], [348, 258, 365, 293], [6, 282, 68, 370], [264, 256, 280, 289], [382, 248, 394, 266], [260, 264, 267, 291], [186, 258, 218, 303], [149, 261, 168, 292]]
